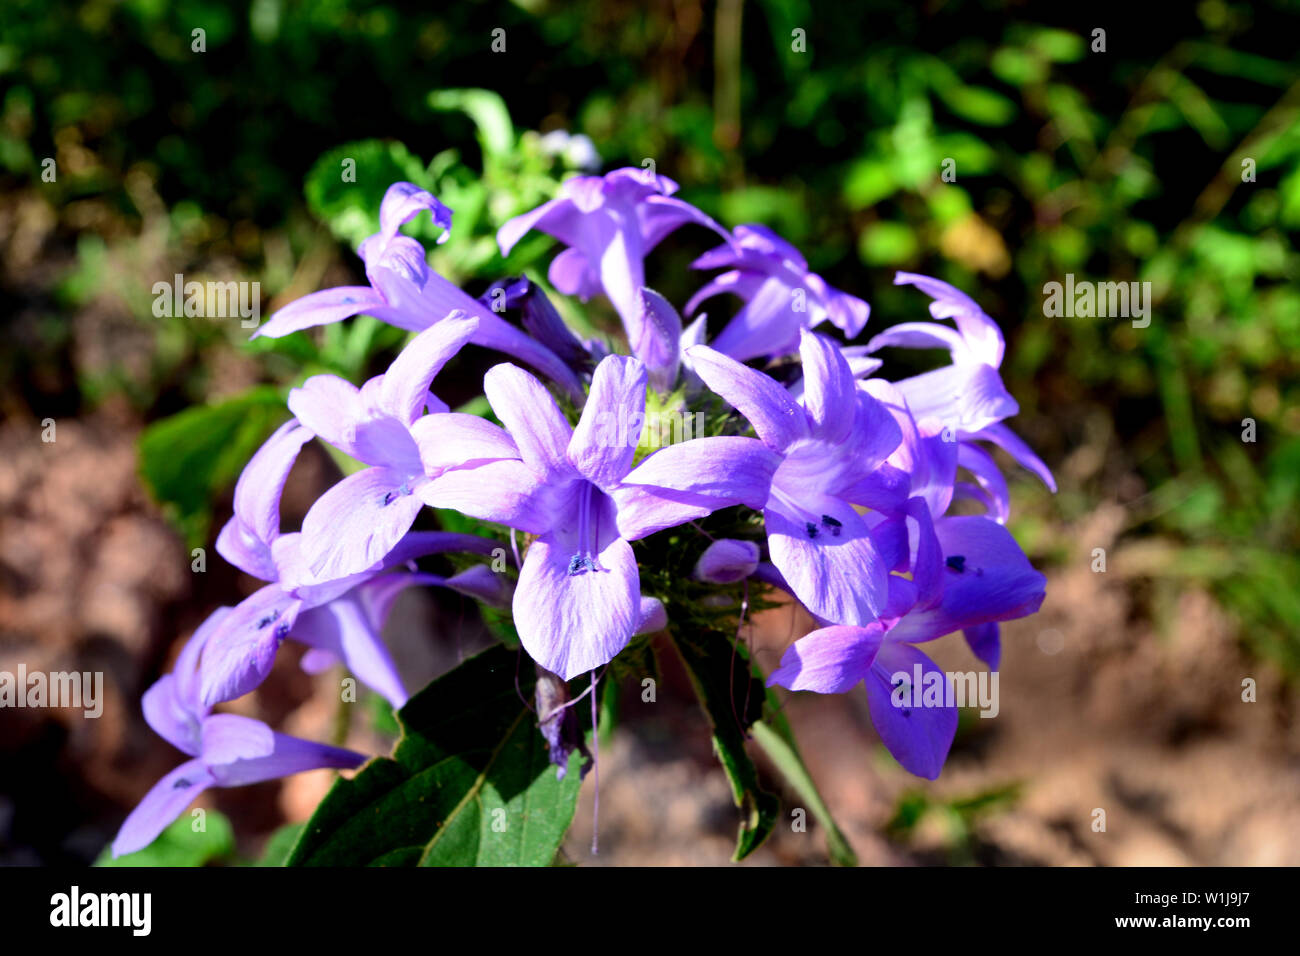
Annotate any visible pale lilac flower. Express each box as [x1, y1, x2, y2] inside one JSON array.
[[257, 182, 582, 400], [205, 393, 504, 708], [497, 168, 731, 357], [687, 224, 870, 361], [111, 609, 364, 857], [868, 272, 1055, 491], [288, 314, 490, 580], [419, 354, 779, 679], [769, 513, 1046, 777], [686, 330, 903, 625]]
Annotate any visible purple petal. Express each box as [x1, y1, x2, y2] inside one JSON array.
[[887, 515, 1046, 644], [694, 538, 760, 584], [377, 313, 478, 425], [957, 442, 1010, 523], [614, 436, 780, 541], [568, 355, 646, 489], [483, 363, 576, 480], [767, 623, 885, 693], [410, 413, 520, 473], [417, 458, 558, 535], [765, 496, 889, 625], [287, 375, 366, 458], [685, 345, 809, 452], [798, 330, 858, 445], [709, 276, 806, 361], [865, 642, 958, 779], [894, 362, 1019, 436], [964, 621, 1001, 670], [110, 759, 216, 857], [198, 584, 300, 708], [216, 421, 313, 580], [967, 423, 1057, 493], [300, 466, 426, 581], [292, 594, 407, 708], [514, 528, 640, 681], [631, 289, 682, 392], [894, 271, 1004, 367], [377, 182, 453, 245], [204, 718, 364, 787], [254, 286, 386, 340], [141, 675, 202, 756]]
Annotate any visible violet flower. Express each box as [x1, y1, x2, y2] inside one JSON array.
[[686, 224, 871, 361], [768, 513, 1046, 777], [111, 609, 365, 857], [497, 168, 731, 368], [867, 272, 1055, 492], [419, 354, 779, 679], [205, 399, 503, 709], [685, 330, 904, 626], [257, 182, 582, 401]]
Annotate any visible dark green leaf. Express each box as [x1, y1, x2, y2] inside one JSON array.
[[287, 645, 581, 866]]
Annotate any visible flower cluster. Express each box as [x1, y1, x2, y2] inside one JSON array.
[[113, 169, 1050, 856]]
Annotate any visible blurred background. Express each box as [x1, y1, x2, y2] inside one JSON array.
[[1, 0, 1298, 866]]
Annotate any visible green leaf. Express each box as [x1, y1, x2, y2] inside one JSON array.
[[255, 823, 306, 866], [95, 810, 235, 867], [137, 387, 287, 548], [287, 646, 581, 866], [664, 626, 778, 861], [751, 719, 857, 866]]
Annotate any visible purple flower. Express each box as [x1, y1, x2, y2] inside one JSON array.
[[768, 513, 1046, 777], [257, 182, 583, 400], [205, 395, 504, 708], [289, 313, 489, 580], [497, 168, 731, 365], [685, 330, 904, 626], [867, 272, 1055, 492], [686, 224, 870, 361], [111, 609, 365, 857], [419, 354, 779, 679]]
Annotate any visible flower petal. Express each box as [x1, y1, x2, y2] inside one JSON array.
[[110, 759, 216, 857], [377, 313, 478, 425], [865, 642, 958, 779], [767, 624, 885, 694], [198, 584, 300, 708], [292, 594, 408, 708], [300, 467, 426, 581], [255, 286, 386, 340], [514, 529, 639, 681], [614, 436, 779, 541], [685, 345, 809, 452], [568, 355, 646, 489], [764, 496, 889, 625], [484, 363, 575, 480]]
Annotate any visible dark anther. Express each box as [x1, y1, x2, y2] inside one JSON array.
[[256, 609, 280, 629], [946, 554, 966, 573], [821, 514, 842, 536], [172, 777, 192, 790], [805, 522, 820, 539]]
